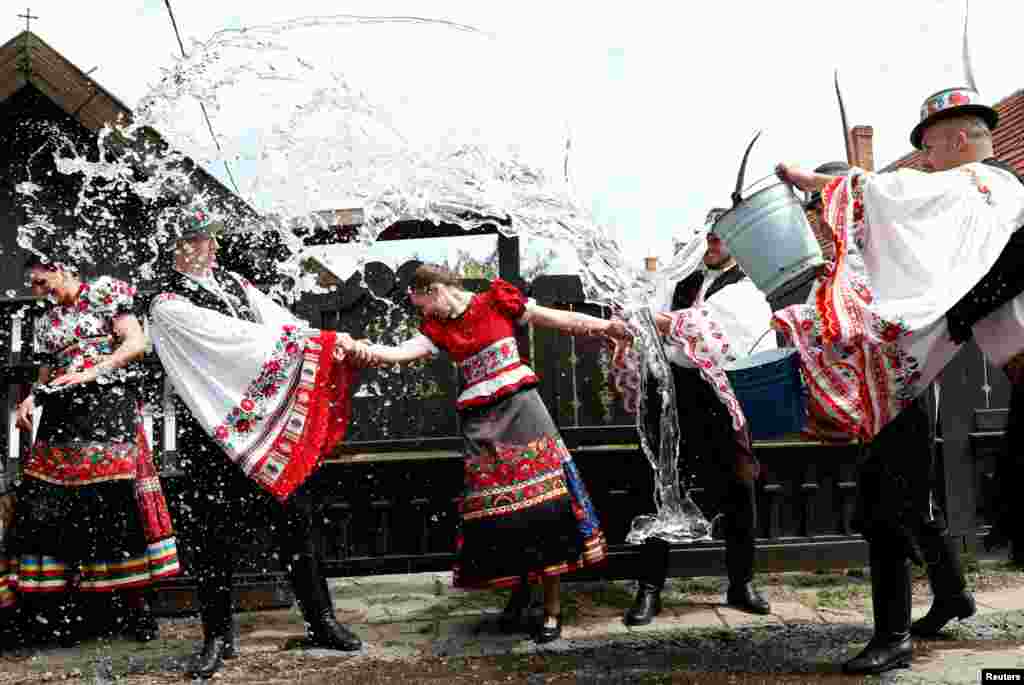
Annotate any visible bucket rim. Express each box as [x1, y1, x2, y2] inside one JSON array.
[[713, 181, 799, 230], [723, 346, 798, 371]]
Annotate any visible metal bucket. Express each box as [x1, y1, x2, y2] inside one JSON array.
[[713, 179, 824, 298]]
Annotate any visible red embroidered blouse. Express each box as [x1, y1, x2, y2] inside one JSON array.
[[420, 279, 539, 409]]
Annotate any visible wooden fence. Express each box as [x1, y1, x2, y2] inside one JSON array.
[[0, 267, 1012, 613]]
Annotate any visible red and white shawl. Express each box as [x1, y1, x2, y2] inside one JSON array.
[[149, 280, 356, 501]]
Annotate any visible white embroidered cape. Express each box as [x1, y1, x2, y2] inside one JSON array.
[[149, 273, 355, 500]]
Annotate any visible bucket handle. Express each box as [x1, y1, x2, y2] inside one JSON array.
[[740, 172, 792, 197], [748, 327, 776, 355]]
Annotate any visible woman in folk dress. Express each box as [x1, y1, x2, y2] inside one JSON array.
[[356, 264, 629, 643], [1, 258, 178, 646]]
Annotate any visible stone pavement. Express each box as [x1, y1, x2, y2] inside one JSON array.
[[2, 562, 1024, 683]]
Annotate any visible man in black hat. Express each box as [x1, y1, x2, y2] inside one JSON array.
[[624, 209, 773, 626], [779, 83, 1024, 674], [806, 156, 976, 651], [147, 215, 363, 678]]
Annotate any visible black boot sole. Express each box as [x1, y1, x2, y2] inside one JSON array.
[[623, 599, 662, 627], [910, 606, 976, 637], [844, 656, 912, 675]]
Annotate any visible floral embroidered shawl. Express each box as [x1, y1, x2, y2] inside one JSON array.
[[149, 274, 356, 501]]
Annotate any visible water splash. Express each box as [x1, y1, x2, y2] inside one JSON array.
[[15, 14, 714, 542]]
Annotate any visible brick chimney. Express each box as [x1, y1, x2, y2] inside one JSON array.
[[644, 256, 658, 272], [850, 125, 875, 171]]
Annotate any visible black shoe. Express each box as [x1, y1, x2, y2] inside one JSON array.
[[307, 610, 362, 651], [534, 613, 562, 644], [186, 635, 231, 679], [498, 584, 533, 633], [911, 593, 976, 637], [726, 582, 771, 615], [624, 584, 662, 626], [843, 635, 913, 674]]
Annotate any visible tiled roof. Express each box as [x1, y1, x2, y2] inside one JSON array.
[[883, 89, 1024, 174]]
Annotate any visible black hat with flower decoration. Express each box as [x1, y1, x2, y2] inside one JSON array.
[[909, 1, 998, 150]]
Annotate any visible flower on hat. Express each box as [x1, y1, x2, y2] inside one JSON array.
[[948, 91, 970, 106]]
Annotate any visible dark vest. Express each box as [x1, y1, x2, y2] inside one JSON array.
[[670, 264, 748, 311], [152, 270, 259, 323]]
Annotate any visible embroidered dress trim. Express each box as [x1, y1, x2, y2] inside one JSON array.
[[9, 540, 180, 593], [456, 365, 539, 409], [239, 331, 354, 501], [23, 441, 138, 486]]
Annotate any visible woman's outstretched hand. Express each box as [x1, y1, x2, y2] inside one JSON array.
[[336, 333, 375, 367]]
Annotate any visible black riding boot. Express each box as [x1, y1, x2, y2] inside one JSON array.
[[291, 554, 361, 651], [187, 570, 235, 679], [911, 534, 975, 637], [845, 541, 913, 674], [724, 481, 770, 615], [625, 540, 667, 626]]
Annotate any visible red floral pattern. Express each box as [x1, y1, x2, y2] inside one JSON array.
[[459, 337, 521, 386], [773, 171, 924, 439], [666, 308, 747, 431], [462, 434, 569, 521], [23, 441, 138, 486], [212, 324, 303, 452]]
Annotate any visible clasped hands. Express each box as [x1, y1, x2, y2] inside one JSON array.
[[335, 333, 379, 368]]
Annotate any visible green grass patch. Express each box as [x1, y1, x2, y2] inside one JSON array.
[[816, 585, 869, 609]]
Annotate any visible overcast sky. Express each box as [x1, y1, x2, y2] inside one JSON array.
[[4, 0, 1022, 271]]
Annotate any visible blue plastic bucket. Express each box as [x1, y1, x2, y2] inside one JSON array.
[[725, 348, 807, 440]]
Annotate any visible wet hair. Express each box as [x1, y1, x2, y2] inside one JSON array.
[[410, 264, 462, 294]]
